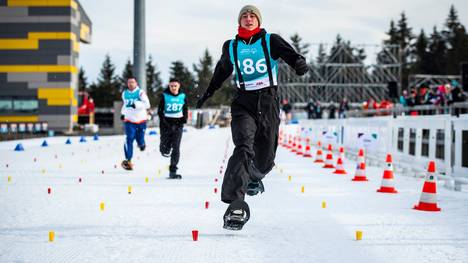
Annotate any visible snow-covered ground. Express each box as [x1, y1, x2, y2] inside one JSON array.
[[1, 126, 467, 263]]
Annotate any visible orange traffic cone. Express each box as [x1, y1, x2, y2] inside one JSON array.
[[354, 148, 365, 175], [286, 135, 292, 149], [339, 147, 345, 162], [352, 162, 368, 181], [323, 144, 335, 168], [333, 157, 347, 174], [303, 139, 312, 158], [297, 144, 304, 155], [291, 137, 297, 153], [377, 154, 398, 193], [414, 161, 441, 212], [314, 141, 324, 163]]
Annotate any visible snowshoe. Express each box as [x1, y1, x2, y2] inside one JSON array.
[[160, 148, 171, 157], [167, 172, 182, 179], [121, 160, 133, 171], [246, 180, 265, 196], [223, 199, 250, 231]]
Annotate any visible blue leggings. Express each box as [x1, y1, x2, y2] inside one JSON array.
[[124, 122, 147, 161]]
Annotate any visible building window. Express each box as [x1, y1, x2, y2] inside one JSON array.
[[397, 128, 404, 152], [13, 99, 38, 113], [409, 128, 416, 156], [436, 129, 445, 160], [0, 99, 13, 113], [421, 129, 430, 157]]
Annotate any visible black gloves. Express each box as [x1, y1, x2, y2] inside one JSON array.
[[120, 115, 125, 121], [130, 103, 136, 109], [295, 57, 309, 76], [196, 93, 210, 109]]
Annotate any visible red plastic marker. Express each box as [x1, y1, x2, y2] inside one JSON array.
[[214, 188, 218, 194], [48, 188, 51, 194], [79, 178, 82, 183], [205, 201, 209, 209], [214, 178, 218, 182], [192, 230, 199, 241]]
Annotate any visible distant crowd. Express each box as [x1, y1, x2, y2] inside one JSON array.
[[279, 80, 466, 121], [399, 81, 466, 108]]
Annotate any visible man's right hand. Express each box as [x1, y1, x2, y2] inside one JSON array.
[[120, 115, 125, 121]]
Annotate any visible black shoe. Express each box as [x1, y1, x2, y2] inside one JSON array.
[[168, 172, 182, 179], [223, 199, 250, 231], [138, 144, 146, 151], [246, 180, 264, 196], [121, 160, 133, 171]]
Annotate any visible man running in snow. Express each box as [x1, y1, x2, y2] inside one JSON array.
[[121, 77, 151, 170], [158, 79, 188, 179], [196, 5, 308, 229]]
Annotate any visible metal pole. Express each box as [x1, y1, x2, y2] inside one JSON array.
[[134, 0, 146, 92]]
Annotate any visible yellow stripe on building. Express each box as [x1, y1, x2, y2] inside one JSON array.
[[0, 65, 77, 73], [0, 116, 39, 122], [38, 87, 77, 106], [7, 0, 78, 10], [0, 32, 80, 52]]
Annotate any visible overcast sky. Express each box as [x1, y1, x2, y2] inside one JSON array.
[[79, 0, 467, 85]]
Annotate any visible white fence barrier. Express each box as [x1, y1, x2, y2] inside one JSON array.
[[282, 114, 468, 191]]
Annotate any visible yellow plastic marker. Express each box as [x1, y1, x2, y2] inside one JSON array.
[[288, 175, 292, 182], [8, 176, 11, 182], [322, 201, 327, 208], [59, 164, 62, 169], [158, 169, 161, 176], [128, 186, 132, 194], [301, 185, 305, 193], [100, 202, 105, 211], [145, 177, 149, 183], [49, 231, 55, 242], [42, 169, 46, 174], [356, 230, 363, 241]]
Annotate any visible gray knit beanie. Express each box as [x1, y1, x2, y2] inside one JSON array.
[[238, 5, 262, 26]]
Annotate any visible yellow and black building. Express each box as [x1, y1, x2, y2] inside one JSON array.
[[0, 0, 92, 132]]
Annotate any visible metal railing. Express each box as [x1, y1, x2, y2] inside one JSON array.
[[345, 102, 468, 118]]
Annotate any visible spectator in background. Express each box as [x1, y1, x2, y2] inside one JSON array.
[[314, 100, 323, 119], [399, 90, 409, 107], [88, 98, 95, 114], [282, 99, 292, 123], [449, 81, 465, 104], [306, 99, 315, 119], [338, 98, 349, 119], [425, 87, 439, 105], [328, 102, 336, 119]]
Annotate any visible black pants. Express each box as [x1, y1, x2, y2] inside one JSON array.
[[160, 122, 183, 173], [221, 87, 280, 203]]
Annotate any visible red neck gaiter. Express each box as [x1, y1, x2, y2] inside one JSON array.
[[237, 26, 261, 40]]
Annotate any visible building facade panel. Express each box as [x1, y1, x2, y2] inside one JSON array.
[[0, 0, 92, 132]]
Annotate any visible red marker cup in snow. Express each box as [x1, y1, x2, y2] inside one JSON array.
[[48, 188, 51, 194], [205, 201, 209, 209], [214, 188, 218, 194], [192, 230, 199, 241]]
